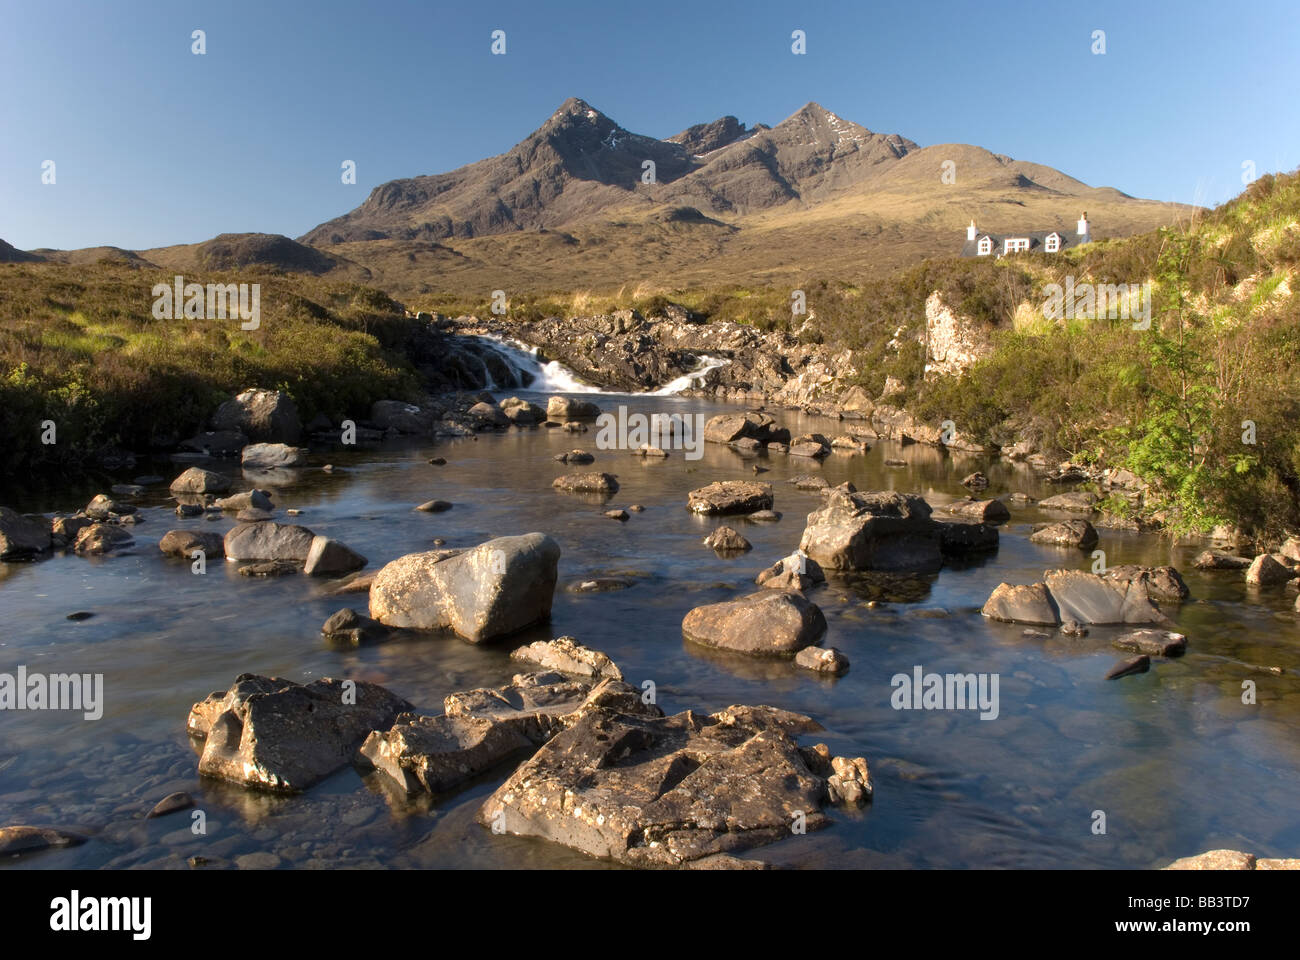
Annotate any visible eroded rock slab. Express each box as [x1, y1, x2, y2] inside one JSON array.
[[687, 480, 773, 515], [187, 673, 411, 792], [510, 636, 623, 680]]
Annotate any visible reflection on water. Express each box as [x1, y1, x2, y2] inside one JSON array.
[[2, 394, 1299, 869]]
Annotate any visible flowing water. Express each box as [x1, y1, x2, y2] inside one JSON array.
[[3, 377, 1300, 870]]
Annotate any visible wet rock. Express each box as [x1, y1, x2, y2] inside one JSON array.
[[187, 673, 411, 792], [748, 509, 781, 522], [1038, 491, 1098, 513], [477, 703, 833, 867], [370, 400, 435, 434], [798, 490, 940, 573], [1060, 619, 1088, 637], [65, 611, 94, 621], [84, 494, 136, 519], [1105, 655, 1151, 680], [687, 480, 773, 515], [241, 443, 309, 470], [548, 397, 602, 421], [147, 792, 195, 818], [795, 646, 850, 675], [730, 437, 763, 455], [500, 397, 546, 425], [415, 499, 453, 513], [790, 475, 830, 491], [1246, 553, 1292, 586], [634, 445, 668, 458], [0, 507, 52, 560], [304, 536, 367, 577], [224, 522, 315, 561], [683, 591, 826, 655], [1165, 850, 1256, 870], [510, 637, 623, 680], [703, 526, 752, 553], [831, 435, 869, 454], [179, 430, 248, 457], [1113, 629, 1187, 657], [935, 519, 1000, 555], [369, 533, 560, 642], [73, 523, 134, 555], [1193, 550, 1252, 570], [984, 571, 1164, 626], [169, 467, 231, 495], [567, 578, 632, 593], [553, 472, 620, 495], [628, 504, 645, 513], [755, 553, 826, 591], [982, 582, 1059, 626], [321, 607, 389, 646], [604, 509, 630, 521], [961, 471, 989, 490], [1281, 537, 1300, 564], [703, 412, 788, 445], [360, 673, 655, 796], [159, 530, 225, 558], [212, 388, 301, 444], [428, 456, 447, 465], [884, 458, 907, 467], [238, 560, 300, 577], [825, 754, 872, 804], [946, 498, 1010, 524], [49, 514, 93, 546], [175, 503, 204, 518], [468, 401, 510, 427], [562, 421, 586, 433], [1257, 858, 1300, 870], [1030, 519, 1099, 549], [554, 449, 594, 464], [213, 489, 274, 512], [1102, 565, 1189, 602], [0, 825, 86, 856], [789, 434, 831, 459]]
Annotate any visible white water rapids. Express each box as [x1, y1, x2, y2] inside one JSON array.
[[472, 334, 730, 396]]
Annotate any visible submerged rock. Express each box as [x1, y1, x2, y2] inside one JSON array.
[[368, 533, 560, 641], [0, 825, 86, 856], [1192, 550, 1252, 570], [321, 607, 389, 646], [945, 498, 1010, 524], [553, 472, 620, 495], [1105, 655, 1151, 680], [703, 526, 752, 553], [1113, 629, 1187, 657], [682, 591, 826, 655], [982, 570, 1165, 626], [159, 530, 225, 558], [187, 673, 412, 792]]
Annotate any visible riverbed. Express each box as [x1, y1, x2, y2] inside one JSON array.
[[2, 393, 1299, 870]]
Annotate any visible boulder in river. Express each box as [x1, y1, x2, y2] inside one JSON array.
[[303, 535, 367, 576], [1102, 564, 1189, 602], [1193, 549, 1252, 570], [703, 526, 752, 553], [72, 523, 134, 555], [500, 397, 546, 424], [169, 467, 231, 495], [1030, 519, 1099, 549], [798, 489, 941, 573], [477, 703, 842, 867], [1246, 553, 1292, 586], [187, 673, 412, 792], [946, 498, 1010, 524], [212, 388, 301, 444], [368, 532, 560, 642], [223, 522, 316, 562], [510, 636, 623, 680], [703, 412, 788, 445], [682, 590, 826, 655], [1038, 491, 1098, 513], [1113, 628, 1187, 657], [360, 672, 658, 796], [213, 489, 273, 512], [553, 472, 620, 495], [0, 506, 52, 560], [795, 645, 850, 675], [159, 529, 225, 558], [547, 396, 602, 421], [84, 494, 136, 520], [982, 570, 1165, 626], [755, 553, 826, 591], [0, 825, 86, 856], [241, 443, 309, 469], [687, 480, 773, 515]]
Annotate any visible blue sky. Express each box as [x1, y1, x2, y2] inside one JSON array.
[[2, 0, 1297, 251]]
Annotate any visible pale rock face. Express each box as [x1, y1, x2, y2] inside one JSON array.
[[368, 533, 561, 642], [921, 291, 992, 378]]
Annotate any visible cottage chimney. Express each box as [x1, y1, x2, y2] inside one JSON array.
[[967, 219, 977, 242], [1077, 212, 1090, 238]]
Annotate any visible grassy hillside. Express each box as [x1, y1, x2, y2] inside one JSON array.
[[0, 264, 423, 475]]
